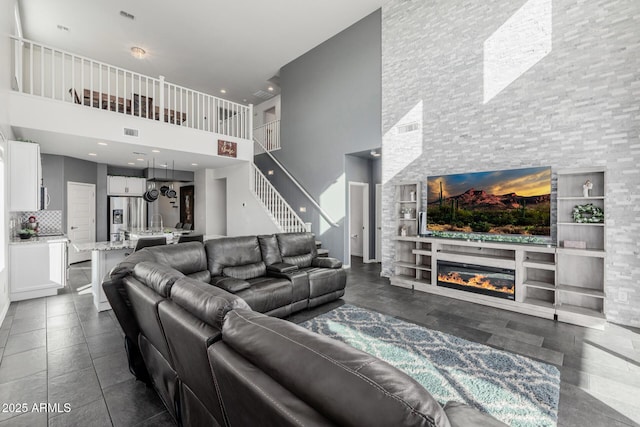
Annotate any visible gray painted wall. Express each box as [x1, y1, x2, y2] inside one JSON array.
[[277, 9, 381, 262], [96, 164, 108, 241], [381, 0, 640, 326], [41, 154, 64, 210]]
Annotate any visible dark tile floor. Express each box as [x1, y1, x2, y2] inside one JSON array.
[[0, 257, 639, 426]]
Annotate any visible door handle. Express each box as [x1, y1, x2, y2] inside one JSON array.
[[70, 226, 78, 230]]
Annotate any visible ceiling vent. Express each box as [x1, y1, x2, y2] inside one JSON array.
[[119, 11, 135, 20], [124, 128, 139, 137], [252, 90, 274, 100]]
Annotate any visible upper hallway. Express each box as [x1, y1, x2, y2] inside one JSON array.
[[7, 37, 254, 169]]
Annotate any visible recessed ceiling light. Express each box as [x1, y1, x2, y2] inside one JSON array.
[[136, 158, 144, 161], [220, 89, 227, 94], [160, 164, 168, 168], [370, 150, 381, 157], [88, 153, 97, 156], [191, 163, 198, 166], [127, 162, 135, 165], [267, 86, 274, 92], [243, 99, 247, 102], [131, 46, 146, 59], [152, 149, 160, 153], [98, 142, 108, 146]]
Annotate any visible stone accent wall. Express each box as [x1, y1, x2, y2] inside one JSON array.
[[381, 0, 640, 326]]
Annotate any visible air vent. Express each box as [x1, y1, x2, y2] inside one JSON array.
[[124, 128, 139, 137], [396, 122, 420, 134], [119, 11, 135, 20], [56, 25, 69, 32], [252, 90, 274, 100]]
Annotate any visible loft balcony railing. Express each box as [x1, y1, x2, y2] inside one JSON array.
[[10, 37, 252, 140], [254, 119, 280, 152]]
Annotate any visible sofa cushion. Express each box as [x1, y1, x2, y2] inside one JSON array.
[[258, 234, 282, 265], [211, 276, 251, 293], [186, 270, 211, 283], [311, 257, 342, 269], [266, 262, 298, 273], [235, 277, 293, 314], [276, 232, 318, 268], [301, 267, 347, 299], [222, 309, 450, 427], [148, 242, 208, 276], [170, 277, 250, 330], [205, 236, 263, 276], [109, 249, 156, 279], [222, 262, 267, 280], [133, 262, 185, 298]]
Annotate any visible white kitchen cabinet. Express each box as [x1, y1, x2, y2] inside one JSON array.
[[8, 140, 41, 211], [10, 239, 68, 301], [107, 176, 147, 196]]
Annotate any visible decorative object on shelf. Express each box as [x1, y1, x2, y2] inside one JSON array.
[[410, 190, 416, 202], [582, 179, 593, 197], [18, 229, 35, 240], [400, 225, 407, 237], [400, 207, 414, 219], [572, 203, 604, 223], [563, 240, 587, 249]]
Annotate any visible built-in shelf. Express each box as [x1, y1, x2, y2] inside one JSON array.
[[556, 303, 606, 319], [412, 249, 432, 256], [393, 261, 431, 272], [556, 247, 605, 258], [556, 222, 605, 227], [398, 200, 418, 203], [523, 297, 555, 309], [523, 280, 555, 291], [393, 274, 431, 286], [557, 284, 605, 298], [398, 218, 417, 221], [522, 260, 556, 271], [557, 196, 605, 200]]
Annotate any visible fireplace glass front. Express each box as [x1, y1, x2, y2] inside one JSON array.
[[437, 261, 515, 300]]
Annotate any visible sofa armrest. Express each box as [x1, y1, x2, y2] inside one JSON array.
[[444, 402, 508, 427], [311, 257, 342, 269], [211, 276, 251, 293], [266, 262, 298, 273]]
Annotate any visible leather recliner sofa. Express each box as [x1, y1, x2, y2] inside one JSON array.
[[104, 233, 506, 426], [103, 233, 346, 419]]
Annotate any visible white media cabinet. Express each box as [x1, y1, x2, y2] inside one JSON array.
[[392, 169, 607, 330], [392, 237, 559, 319]]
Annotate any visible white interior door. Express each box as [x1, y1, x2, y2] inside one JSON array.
[[375, 184, 382, 262], [348, 182, 369, 262], [67, 182, 96, 264]]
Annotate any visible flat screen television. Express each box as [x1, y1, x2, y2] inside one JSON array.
[[425, 166, 552, 244]]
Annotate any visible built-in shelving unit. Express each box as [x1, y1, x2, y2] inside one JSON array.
[[389, 168, 608, 330], [556, 167, 606, 329], [391, 236, 557, 319]]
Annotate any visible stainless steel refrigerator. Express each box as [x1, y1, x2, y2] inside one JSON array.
[[108, 197, 147, 241]]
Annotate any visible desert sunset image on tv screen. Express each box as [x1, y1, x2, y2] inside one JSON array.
[[427, 166, 551, 237]]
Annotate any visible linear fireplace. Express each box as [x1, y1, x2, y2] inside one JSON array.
[[437, 261, 515, 300]]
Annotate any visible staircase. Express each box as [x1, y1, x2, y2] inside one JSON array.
[[251, 163, 308, 233], [251, 120, 335, 256]]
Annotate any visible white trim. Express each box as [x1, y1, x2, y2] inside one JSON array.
[[375, 183, 382, 262], [348, 182, 370, 262], [67, 181, 96, 264]]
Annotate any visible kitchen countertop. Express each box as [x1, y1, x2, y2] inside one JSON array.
[[73, 241, 136, 252], [10, 235, 69, 245]]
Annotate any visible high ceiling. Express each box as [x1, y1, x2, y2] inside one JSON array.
[[19, 0, 383, 105]]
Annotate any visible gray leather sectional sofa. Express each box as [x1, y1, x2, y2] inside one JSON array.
[[103, 232, 506, 427]]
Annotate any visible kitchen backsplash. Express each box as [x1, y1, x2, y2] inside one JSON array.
[[14, 210, 63, 235]]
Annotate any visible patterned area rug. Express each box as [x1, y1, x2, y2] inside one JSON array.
[[300, 304, 560, 427]]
